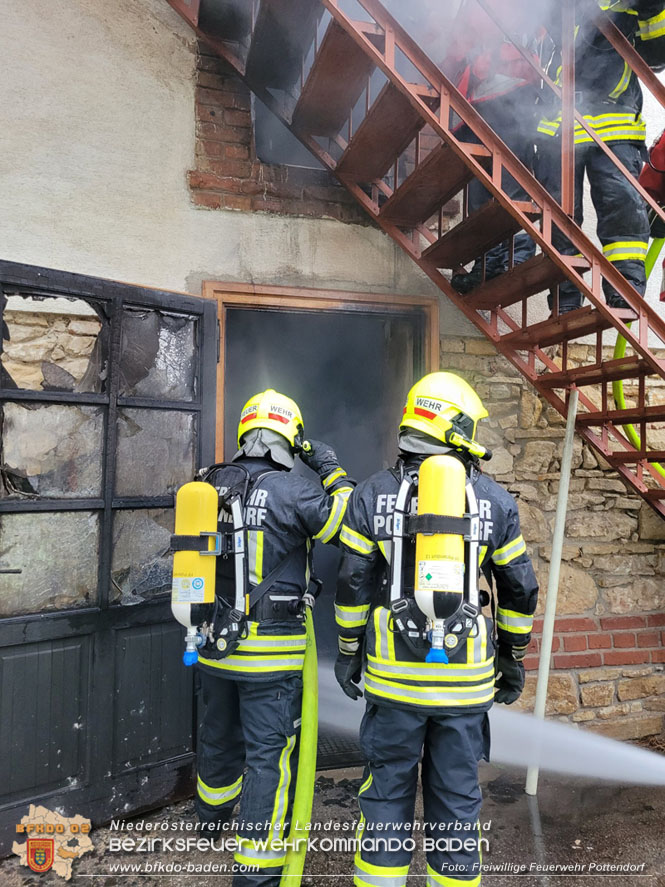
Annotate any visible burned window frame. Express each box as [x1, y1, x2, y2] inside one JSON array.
[[0, 260, 218, 615]]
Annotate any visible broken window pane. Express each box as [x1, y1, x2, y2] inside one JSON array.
[[0, 512, 99, 616], [111, 509, 174, 605], [115, 409, 196, 497], [1, 403, 104, 498], [1, 293, 107, 393], [119, 309, 197, 401]]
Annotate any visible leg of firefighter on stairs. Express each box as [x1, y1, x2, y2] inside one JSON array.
[[525, 387, 579, 797]]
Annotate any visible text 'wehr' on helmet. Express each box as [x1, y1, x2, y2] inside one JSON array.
[[237, 389, 305, 450], [400, 372, 488, 448]]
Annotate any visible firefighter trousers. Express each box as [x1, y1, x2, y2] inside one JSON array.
[[195, 669, 302, 887], [355, 702, 490, 887], [457, 89, 538, 276], [536, 138, 650, 310]]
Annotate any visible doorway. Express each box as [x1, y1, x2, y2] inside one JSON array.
[[204, 283, 438, 765]]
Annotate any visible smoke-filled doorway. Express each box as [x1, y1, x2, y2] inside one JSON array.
[[205, 283, 439, 767]]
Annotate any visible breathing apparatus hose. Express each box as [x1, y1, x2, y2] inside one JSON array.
[[611, 238, 665, 477], [280, 606, 318, 886]]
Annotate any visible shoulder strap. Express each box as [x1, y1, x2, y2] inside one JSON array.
[[247, 547, 302, 609]]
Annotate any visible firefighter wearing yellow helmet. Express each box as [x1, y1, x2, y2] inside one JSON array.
[[192, 389, 353, 887], [335, 372, 538, 887]]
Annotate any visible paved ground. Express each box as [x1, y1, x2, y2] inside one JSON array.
[[2, 762, 664, 886]]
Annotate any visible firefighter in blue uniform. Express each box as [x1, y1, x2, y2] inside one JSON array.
[[195, 389, 353, 886], [335, 372, 539, 887], [537, 0, 665, 312]]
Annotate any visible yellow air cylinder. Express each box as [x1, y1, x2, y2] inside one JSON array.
[[171, 481, 218, 665], [414, 454, 466, 624]]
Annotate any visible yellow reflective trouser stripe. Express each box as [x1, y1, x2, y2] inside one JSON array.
[[492, 534, 526, 566], [355, 856, 409, 887], [497, 607, 533, 635], [354, 773, 376, 885], [365, 674, 495, 706], [355, 867, 409, 887], [270, 733, 296, 842], [335, 602, 370, 629], [248, 530, 264, 586], [427, 863, 481, 887], [639, 9, 665, 39], [235, 837, 286, 868], [603, 241, 648, 262], [233, 734, 295, 870], [374, 607, 395, 662], [322, 467, 347, 489], [197, 774, 242, 806], [340, 525, 377, 555]]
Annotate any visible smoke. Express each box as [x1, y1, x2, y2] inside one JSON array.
[[318, 668, 665, 786]]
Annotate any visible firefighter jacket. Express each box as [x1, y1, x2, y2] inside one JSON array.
[[440, 0, 544, 106], [198, 456, 352, 681], [538, 0, 665, 145], [335, 454, 538, 714]]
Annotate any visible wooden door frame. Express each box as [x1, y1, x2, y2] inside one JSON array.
[[201, 281, 440, 461]]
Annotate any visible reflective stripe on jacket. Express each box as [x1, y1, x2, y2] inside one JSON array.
[[538, 1, 665, 144]]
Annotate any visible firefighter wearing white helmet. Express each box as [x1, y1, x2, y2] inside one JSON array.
[[335, 372, 538, 887], [194, 389, 353, 887]]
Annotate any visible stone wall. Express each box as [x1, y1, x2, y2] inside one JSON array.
[[2, 310, 99, 390], [444, 335, 665, 740]]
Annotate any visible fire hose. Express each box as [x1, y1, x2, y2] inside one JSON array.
[[611, 237, 665, 475]]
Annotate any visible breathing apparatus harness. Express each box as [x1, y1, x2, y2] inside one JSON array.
[[172, 462, 320, 660], [387, 434, 491, 664]]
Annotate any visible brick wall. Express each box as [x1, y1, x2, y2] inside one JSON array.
[[189, 43, 370, 222]]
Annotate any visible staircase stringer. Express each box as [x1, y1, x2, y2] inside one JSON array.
[[165, 0, 665, 517], [320, 0, 665, 372]]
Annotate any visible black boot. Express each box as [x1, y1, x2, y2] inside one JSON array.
[[451, 266, 498, 294]]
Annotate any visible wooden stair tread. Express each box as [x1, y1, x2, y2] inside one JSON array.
[[422, 200, 539, 269], [466, 254, 590, 310], [538, 356, 654, 388], [577, 404, 665, 426], [292, 21, 380, 137], [501, 306, 634, 349], [606, 450, 665, 464], [379, 141, 486, 227], [336, 83, 433, 181]]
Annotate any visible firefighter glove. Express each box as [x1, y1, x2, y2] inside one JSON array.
[[300, 439, 342, 479], [334, 651, 363, 701], [495, 645, 525, 705]]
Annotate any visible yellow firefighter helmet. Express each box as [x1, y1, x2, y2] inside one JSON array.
[[237, 389, 304, 449], [400, 372, 488, 445]]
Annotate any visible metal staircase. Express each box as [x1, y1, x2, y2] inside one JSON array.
[[167, 0, 665, 516]]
